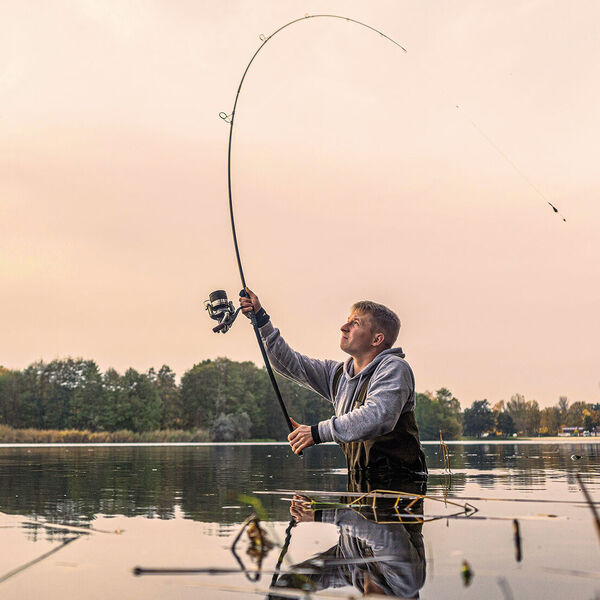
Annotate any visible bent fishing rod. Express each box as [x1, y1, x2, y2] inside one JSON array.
[[204, 15, 407, 439]]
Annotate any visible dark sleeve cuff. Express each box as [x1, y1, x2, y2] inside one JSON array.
[[254, 307, 270, 328], [311, 424, 322, 445]]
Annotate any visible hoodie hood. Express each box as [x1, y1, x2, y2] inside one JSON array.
[[343, 347, 406, 380]]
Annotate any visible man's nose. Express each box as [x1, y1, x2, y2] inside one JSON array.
[[340, 322, 349, 333]]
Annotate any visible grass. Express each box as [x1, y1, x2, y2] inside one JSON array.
[[0, 424, 210, 443]]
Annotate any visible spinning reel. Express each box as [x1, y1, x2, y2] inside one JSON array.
[[204, 290, 243, 333]]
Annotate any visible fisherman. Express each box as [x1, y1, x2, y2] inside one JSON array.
[[239, 289, 427, 482]]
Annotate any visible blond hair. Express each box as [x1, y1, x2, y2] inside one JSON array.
[[351, 300, 401, 349]]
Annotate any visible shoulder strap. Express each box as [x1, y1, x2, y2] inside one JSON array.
[[356, 373, 373, 406], [332, 363, 344, 398], [333, 364, 374, 405]]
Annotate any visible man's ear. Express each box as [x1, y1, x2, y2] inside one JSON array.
[[372, 332, 385, 347]]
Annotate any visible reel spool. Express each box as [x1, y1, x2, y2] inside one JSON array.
[[204, 290, 242, 333]]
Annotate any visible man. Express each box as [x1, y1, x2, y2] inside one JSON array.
[[240, 289, 427, 480]]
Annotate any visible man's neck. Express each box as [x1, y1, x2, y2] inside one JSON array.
[[352, 349, 383, 375]]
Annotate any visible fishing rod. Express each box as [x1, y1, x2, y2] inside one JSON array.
[[204, 14, 407, 439]]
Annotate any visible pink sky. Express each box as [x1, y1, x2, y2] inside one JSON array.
[[1, 1, 599, 408]]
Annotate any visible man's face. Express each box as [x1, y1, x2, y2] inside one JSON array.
[[340, 310, 376, 356]]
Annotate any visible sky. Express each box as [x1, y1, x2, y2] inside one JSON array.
[[1, 1, 599, 408]]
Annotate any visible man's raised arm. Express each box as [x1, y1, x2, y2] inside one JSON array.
[[239, 288, 339, 401]]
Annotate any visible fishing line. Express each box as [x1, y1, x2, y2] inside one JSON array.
[[455, 105, 567, 221], [220, 14, 407, 437]]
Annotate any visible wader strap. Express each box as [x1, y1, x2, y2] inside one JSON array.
[[355, 374, 372, 407], [332, 364, 344, 398], [332, 363, 372, 407]]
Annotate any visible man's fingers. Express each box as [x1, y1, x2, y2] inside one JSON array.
[[291, 439, 306, 454]]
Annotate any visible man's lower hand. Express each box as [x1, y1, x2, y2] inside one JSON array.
[[288, 417, 315, 454]]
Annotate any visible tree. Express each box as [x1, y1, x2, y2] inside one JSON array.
[[539, 406, 560, 436], [463, 399, 495, 438], [180, 358, 241, 429], [558, 396, 569, 424], [148, 365, 183, 429], [15, 363, 46, 428], [69, 361, 104, 430], [565, 401, 588, 428], [414, 388, 462, 440], [587, 404, 600, 430], [496, 412, 516, 437], [0, 369, 25, 427], [124, 369, 163, 432], [210, 412, 251, 442], [524, 400, 541, 436], [40, 359, 89, 429], [506, 394, 540, 436]]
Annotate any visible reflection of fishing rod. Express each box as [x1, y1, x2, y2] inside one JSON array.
[[0, 536, 80, 584], [132, 555, 399, 577], [269, 518, 295, 590], [209, 15, 407, 439]]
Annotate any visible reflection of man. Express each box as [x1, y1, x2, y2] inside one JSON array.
[[240, 289, 427, 479], [274, 493, 426, 598]]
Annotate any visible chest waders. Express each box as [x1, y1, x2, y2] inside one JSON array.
[[332, 365, 427, 479]]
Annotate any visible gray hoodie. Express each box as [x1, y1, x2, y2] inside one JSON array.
[[259, 321, 416, 445]]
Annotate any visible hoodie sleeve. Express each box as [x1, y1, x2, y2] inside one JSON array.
[[259, 321, 340, 401], [317, 357, 413, 443]]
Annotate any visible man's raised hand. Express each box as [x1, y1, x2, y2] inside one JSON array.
[[239, 287, 262, 318]]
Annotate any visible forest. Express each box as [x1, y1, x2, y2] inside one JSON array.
[[0, 358, 598, 442]]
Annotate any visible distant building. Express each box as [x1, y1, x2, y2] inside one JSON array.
[[558, 426, 585, 436]]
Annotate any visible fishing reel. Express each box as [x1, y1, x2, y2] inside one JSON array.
[[204, 290, 242, 334]]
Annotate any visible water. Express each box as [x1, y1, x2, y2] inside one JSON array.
[[0, 441, 598, 598]]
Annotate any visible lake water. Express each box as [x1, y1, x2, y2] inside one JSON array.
[[0, 441, 599, 599]]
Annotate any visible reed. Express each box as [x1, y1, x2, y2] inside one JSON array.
[[0, 425, 210, 443], [439, 430, 452, 473]]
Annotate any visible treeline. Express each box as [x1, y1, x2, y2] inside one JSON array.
[[0, 359, 598, 442], [0, 358, 332, 442], [461, 395, 600, 438]]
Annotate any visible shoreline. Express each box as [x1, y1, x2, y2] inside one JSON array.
[[1, 437, 599, 448]]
